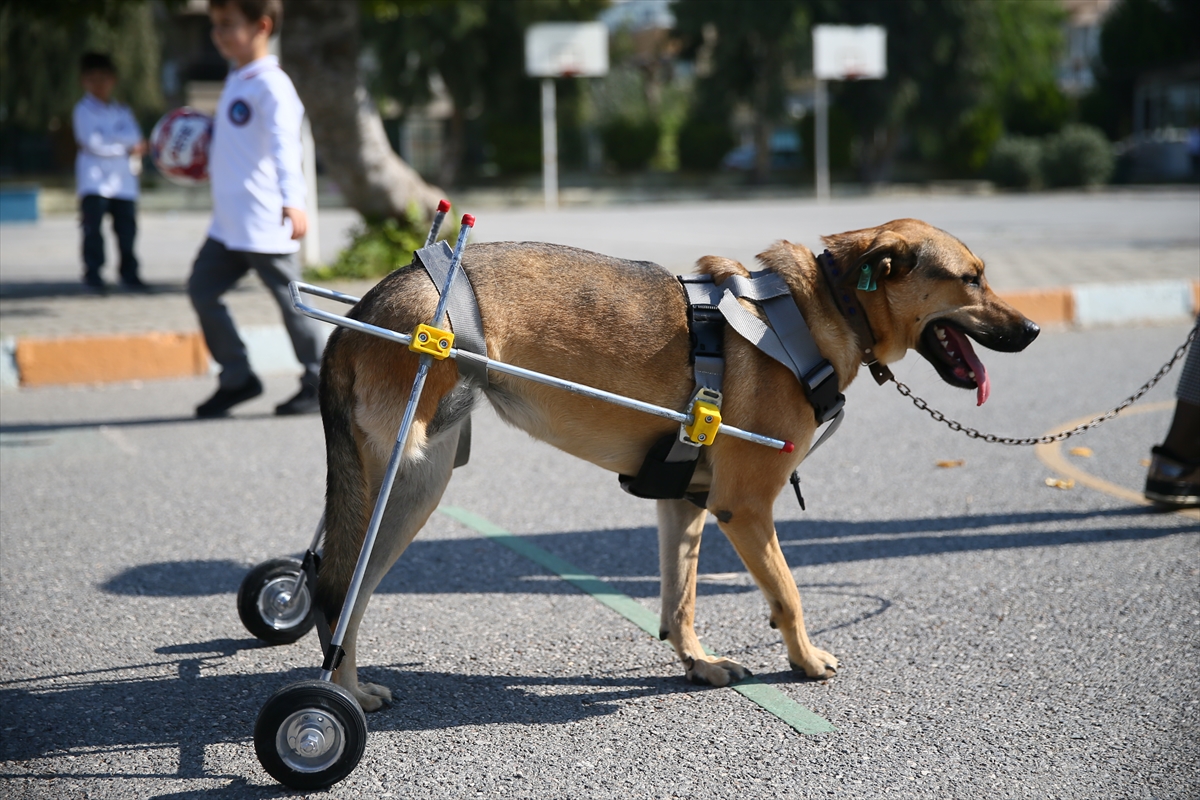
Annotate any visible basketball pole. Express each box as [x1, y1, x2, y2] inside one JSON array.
[[814, 79, 830, 203], [541, 78, 558, 211]]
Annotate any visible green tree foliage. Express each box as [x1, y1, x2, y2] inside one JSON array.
[[361, 0, 606, 182], [673, 0, 1069, 181], [1086, 0, 1200, 138], [0, 0, 162, 138]]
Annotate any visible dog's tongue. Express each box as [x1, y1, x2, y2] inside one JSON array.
[[944, 326, 991, 406]]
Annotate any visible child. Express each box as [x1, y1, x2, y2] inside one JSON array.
[[73, 52, 147, 292], [189, 0, 322, 418]]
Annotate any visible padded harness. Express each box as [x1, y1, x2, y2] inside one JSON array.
[[413, 241, 489, 467], [619, 269, 846, 504]]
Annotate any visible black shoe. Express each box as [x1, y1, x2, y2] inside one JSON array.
[[275, 384, 320, 416], [196, 375, 264, 418], [1144, 446, 1200, 508], [120, 277, 152, 293], [82, 275, 109, 294]]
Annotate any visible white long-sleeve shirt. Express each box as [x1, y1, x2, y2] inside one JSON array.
[[207, 55, 306, 254], [73, 93, 141, 200]]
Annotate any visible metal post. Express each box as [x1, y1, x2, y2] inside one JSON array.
[[541, 77, 558, 210], [301, 115, 321, 266], [814, 79, 830, 203]]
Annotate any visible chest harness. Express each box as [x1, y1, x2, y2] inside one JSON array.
[[619, 263, 851, 510], [414, 241, 865, 510]]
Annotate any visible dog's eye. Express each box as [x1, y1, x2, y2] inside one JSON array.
[[964, 274, 981, 287]]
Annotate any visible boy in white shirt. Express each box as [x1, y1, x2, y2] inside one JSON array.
[[73, 53, 147, 292], [189, 0, 322, 417]]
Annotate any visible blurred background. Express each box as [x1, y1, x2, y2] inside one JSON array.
[[1, 0, 1197, 273]]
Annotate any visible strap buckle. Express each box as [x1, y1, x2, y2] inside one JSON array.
[[802, 360, 845, 424], [680, 387, 723, 446]]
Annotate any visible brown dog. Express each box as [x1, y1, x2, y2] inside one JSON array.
[[314, 218, 1039, 710]]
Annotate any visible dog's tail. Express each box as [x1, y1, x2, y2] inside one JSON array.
[[316, 328, 370, 625]]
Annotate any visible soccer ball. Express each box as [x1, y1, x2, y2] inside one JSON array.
[[150, 107, 212, 186]]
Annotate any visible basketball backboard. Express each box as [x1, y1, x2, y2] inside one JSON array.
[[525, 22, 609, 78], [813, 25, 887, 81]]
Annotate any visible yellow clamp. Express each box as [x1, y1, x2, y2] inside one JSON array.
[[409, 323, 454, 359], [683, 394, 722, 446]]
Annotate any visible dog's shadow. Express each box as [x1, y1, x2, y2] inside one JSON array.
[[99, 505, 1188, 600], [0, 636, 693, 769]]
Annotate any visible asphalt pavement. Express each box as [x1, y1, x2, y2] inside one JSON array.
[[1, 318, 1197, 799]]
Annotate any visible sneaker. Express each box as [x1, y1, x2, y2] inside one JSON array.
[[196, 375, 264, 418], [1144, 446, 1200, 508], [275, 384, 320, 416], [82, 275, 109, 294]]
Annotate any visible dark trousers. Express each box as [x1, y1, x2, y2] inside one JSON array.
[[80, 194, 139, 282], [187, 237, 323, 390]]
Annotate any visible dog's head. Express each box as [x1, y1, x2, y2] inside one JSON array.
[[821, 219, 1039, 405]]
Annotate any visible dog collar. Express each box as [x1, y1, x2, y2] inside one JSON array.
[[816, 250, 894, 385]]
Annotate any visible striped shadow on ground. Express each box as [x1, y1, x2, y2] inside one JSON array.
[[437, 505, 836, 736]]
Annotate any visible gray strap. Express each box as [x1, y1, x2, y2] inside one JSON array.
[[416, 242, 488, 388], [717, 291, 802, 381]]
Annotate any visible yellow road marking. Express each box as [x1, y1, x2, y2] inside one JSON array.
[[1034, 401, 1199, 520]]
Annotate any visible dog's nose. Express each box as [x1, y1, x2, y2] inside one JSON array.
[[1022, 319, 1040, 347]]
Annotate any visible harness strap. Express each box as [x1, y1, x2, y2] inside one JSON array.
[[415, 241, 489, 388], [414, 242, 486, 469]]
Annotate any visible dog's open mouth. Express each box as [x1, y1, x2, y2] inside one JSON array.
[[918, 320, 991, 406]]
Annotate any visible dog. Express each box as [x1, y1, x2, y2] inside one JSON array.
[[314, 218, 1040, 711]]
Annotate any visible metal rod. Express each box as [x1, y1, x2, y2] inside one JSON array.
[[285, 513, 326, 603], [321, 354, 434, 682], [290, 281, 792, 452], [425, 199, 451, 247], [430, 215, 475, 328]]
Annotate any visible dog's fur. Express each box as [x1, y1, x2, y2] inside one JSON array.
[[314, 219, 1039, 710]]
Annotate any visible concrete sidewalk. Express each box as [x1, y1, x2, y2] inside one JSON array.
[[2, 189, 1197, 388]]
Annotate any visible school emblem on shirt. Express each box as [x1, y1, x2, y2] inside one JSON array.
[[228, 99, 252, 126]]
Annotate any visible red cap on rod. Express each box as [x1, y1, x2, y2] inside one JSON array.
[[780, 442, 795, 453], [461, 214, 476, 227], [437, 199, 451, 212]]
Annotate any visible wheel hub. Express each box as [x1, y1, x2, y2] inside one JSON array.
[[258, 575, 311, 630], [278, 709, 345, 773]]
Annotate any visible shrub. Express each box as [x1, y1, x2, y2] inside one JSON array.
[[601, 117, 660, 171], [304, 207, 427, 282], [987, 135, 1043, 189], [676, 118, 735, 171], [1042, 124, 1114, 187], [487, 122, 542, 175]]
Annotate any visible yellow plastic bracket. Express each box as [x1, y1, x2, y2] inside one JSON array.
[[409, 323, 454, 359], [684, 398, 722, 445]]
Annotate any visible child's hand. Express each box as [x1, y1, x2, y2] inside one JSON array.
[[283, 207, 307, 240], [131, 140, 148, 157]]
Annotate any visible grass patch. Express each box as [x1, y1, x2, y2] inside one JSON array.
[[303, 206, 428, 282]]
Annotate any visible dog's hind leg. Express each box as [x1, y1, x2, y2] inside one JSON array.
[[324, 423, 461, 711], [657, 499, 751, 686]]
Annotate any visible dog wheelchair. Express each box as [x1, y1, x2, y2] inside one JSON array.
[[237, 202, 830, 790]]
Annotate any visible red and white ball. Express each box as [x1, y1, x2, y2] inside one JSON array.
[[150, 107, 212, 186]]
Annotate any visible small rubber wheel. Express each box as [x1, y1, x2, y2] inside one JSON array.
[[237, 558, 316, 644], [254, 680, 367, 790]]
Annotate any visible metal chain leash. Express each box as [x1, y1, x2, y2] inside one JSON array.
[[890, 322, 1198, 446]]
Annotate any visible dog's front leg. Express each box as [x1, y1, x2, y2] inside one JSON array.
[[716, 506, 837, 679], [657, 499, 752, 686]]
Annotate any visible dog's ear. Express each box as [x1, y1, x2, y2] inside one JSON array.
[[822, 227, 915, 282], [861, 231, 916, 281]]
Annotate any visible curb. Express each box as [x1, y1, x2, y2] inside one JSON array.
[[2, 281, 1197, 390]]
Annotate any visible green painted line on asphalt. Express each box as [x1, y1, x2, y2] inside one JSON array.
[[438, 505, 836, 736]]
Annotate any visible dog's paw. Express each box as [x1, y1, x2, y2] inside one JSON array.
[[789, 647, 838, 680], [352, 681, 393, 712], [685, 655, 752, 687]]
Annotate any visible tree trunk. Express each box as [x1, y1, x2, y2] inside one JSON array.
[[281, 0, 443, 222]]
